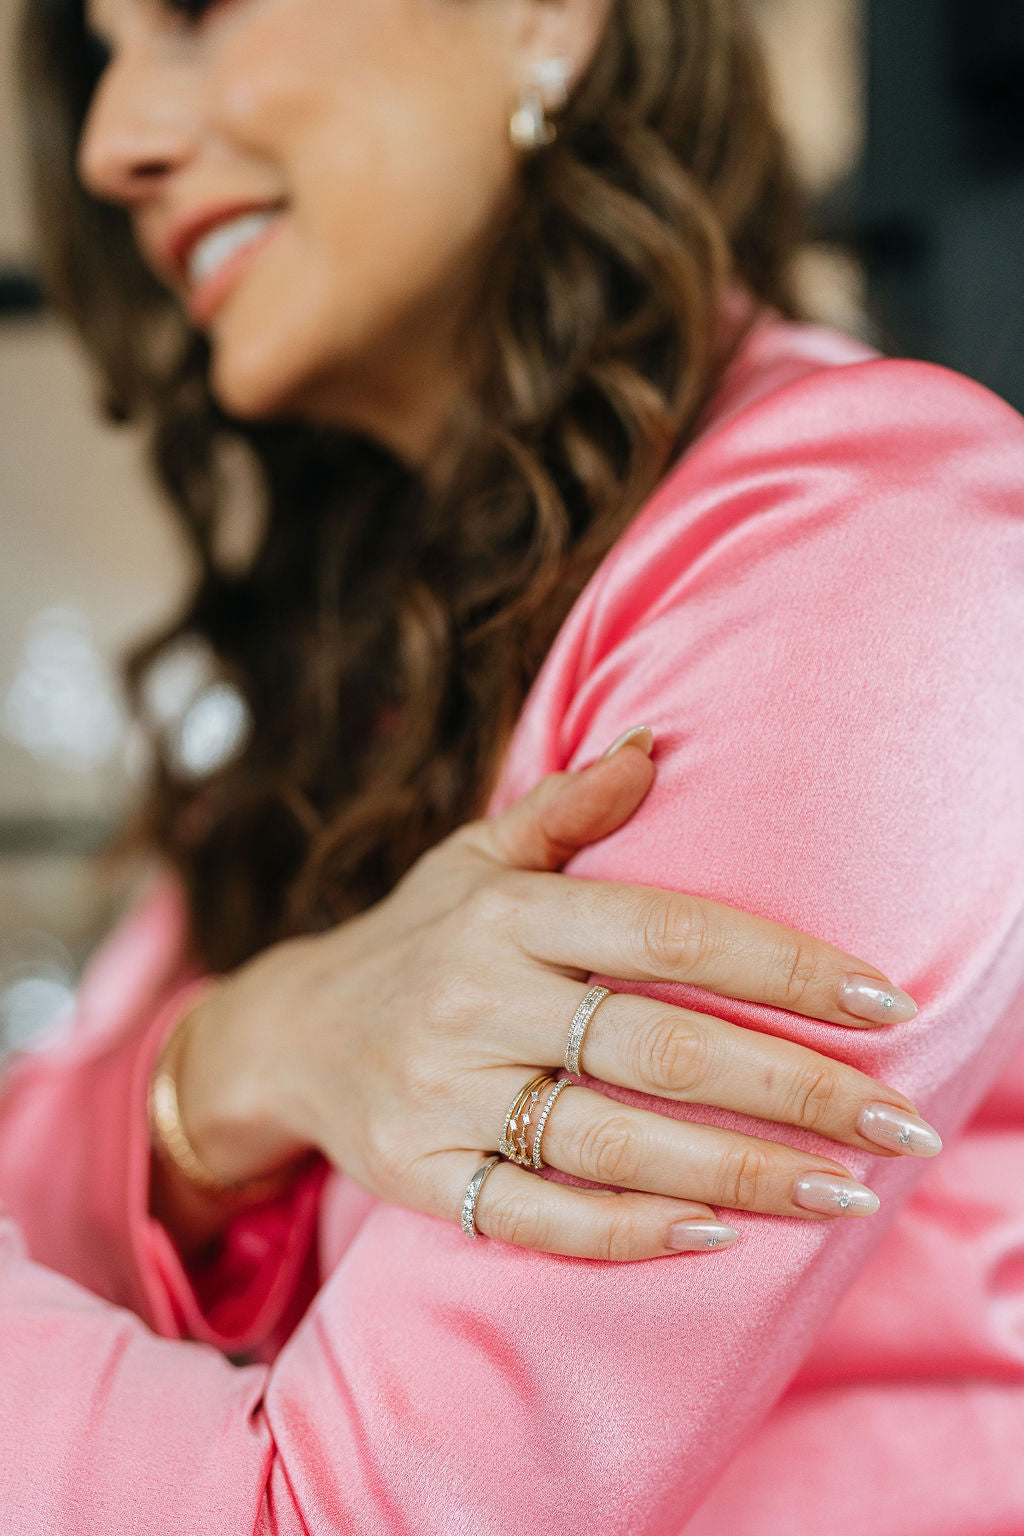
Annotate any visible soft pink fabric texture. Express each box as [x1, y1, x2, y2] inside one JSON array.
[[2, 312, 1024, 1533]]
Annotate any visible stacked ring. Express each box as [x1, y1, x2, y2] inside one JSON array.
[[531, 1078, 574, 1169], [499, 1071, 556, 1166], [564, 984, 612, 1075], [459, 989, 615, 1239]]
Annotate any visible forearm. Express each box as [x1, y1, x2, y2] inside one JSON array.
[[0, 1204, 282, 1534], [0, 908, 325, 1355], [147, 984, 315, 1260]]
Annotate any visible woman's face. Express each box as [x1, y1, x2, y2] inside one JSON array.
[[77, 0, 604, 461]]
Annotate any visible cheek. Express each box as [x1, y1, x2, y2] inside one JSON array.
[[208, 2, 517, 280], [200, 2, 520, 410], [208, 1, 514, 177], [304, 103, 515, 307]]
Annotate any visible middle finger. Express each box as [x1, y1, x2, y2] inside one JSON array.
[[516, 977, 941, 1161]]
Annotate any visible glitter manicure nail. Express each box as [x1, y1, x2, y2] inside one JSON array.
[[792, 1172, 880, 1216], [857, 1101, 942, 1157], [838, 975, 918, 1025], [665, 1220, 739, 1252]]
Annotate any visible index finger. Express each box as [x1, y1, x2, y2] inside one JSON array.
[[505, 873, 918, 1029]]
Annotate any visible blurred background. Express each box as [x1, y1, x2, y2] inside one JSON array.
[[1, 0, 1022, 1059]]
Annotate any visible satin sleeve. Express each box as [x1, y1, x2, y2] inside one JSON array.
[[0, 357, 1021, 1534], [0, 876, 327, 1360], [258, 358, 1024, 1532]]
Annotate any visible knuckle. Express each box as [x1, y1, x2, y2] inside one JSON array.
[[398, 1049, 447, 1103], [444, 820, 481, 855], [488, 1188, 544, 1249], [417, 968, 482, 1033], [527, 771, 573, 809], [722, 1144, 774, 1209], [776, 938, 822, 1008], [412, 834, 455, 876], [459, 879, 512, 932], [455, 876, 526, 941], [593, 1202, 644, 1262], [635, 895, 711, 975], [782, 1064, 841, 1131], [578, 1112, 641, 1186], [364, 1124, 410, 1189], [636, 1014, 710, 1095]]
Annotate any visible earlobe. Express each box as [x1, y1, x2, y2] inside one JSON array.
[[506, 0, 614, 141], [508, 55, 573, 150]]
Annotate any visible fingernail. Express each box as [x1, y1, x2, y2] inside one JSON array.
[[601, 725, 654, 760], [838, 974, 917, 1025], [857, 1101, 942, 1157], [792, 1172, 880, 1216], [665, 1220, 739, 1252]]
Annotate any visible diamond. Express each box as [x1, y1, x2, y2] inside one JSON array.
[[898, 1127, 911, 1144], [707, 1235, 720, 1248], [837, 1189, 852, 1209], [882, 993, 894, 1009]]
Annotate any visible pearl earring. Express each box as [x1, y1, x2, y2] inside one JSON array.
[[508, 56, 573, 151]]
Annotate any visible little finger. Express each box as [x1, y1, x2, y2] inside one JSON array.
[[446, 1150, 739, 1261]]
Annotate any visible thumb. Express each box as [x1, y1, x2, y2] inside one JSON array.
[[470, 726, 655, 871]]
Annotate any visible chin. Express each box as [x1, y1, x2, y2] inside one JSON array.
[[206, 326, 315, 422], [205, 300, 370, 429]]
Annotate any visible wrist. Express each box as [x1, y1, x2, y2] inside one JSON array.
[[150, 981, 314, 1202]]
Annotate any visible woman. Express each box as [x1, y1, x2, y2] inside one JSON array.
[[2, 0, 1023, 1531]]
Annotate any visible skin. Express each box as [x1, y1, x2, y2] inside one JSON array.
[[75, 0, 937, 1261], [147, 740, 931, 1263], [79, 0, 611, 467]]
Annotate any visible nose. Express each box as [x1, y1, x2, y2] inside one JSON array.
[[77, 40, 199, 207]]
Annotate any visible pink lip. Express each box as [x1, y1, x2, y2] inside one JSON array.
[[149, 198, 284, 284], [184, 211, 287, 328]]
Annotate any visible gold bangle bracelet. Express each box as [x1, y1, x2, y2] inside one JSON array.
[[147, 984, 300, 1204]]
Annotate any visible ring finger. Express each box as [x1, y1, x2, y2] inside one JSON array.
[[486, 1069, 880, 1221]]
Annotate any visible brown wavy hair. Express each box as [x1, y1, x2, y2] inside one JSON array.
[[19, 0, 805, 972]]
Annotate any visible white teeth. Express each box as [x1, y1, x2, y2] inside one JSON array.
[[187, 209, 281, 287]]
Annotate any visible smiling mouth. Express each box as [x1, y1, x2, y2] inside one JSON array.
[[184, 206, 288, 326], [187, 206, 286, 288]]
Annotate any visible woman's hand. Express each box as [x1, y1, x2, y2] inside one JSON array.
[[171, 727, 938, 1261]]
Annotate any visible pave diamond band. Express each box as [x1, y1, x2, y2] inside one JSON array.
[[461, 1154, 502, 1239], [532, 1078, 574, 1169], [564, 984, 613, 1075]]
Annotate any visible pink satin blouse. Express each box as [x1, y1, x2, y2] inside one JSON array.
[[2, 309, 1023, 1534]]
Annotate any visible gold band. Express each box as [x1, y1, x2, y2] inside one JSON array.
[[564, 984, 613, 1076], [531, 1078, 574, 1170], [498, 1072, 556, 1167], [147, 984, 299, 1204]]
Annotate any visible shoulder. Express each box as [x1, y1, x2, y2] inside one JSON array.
[[694, 350, 1024, 483], [666, 331, 1024, 542], [693, 304, 1022, 456], [489, 326, 1024, 810], [579, 342, 1024, 649]]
